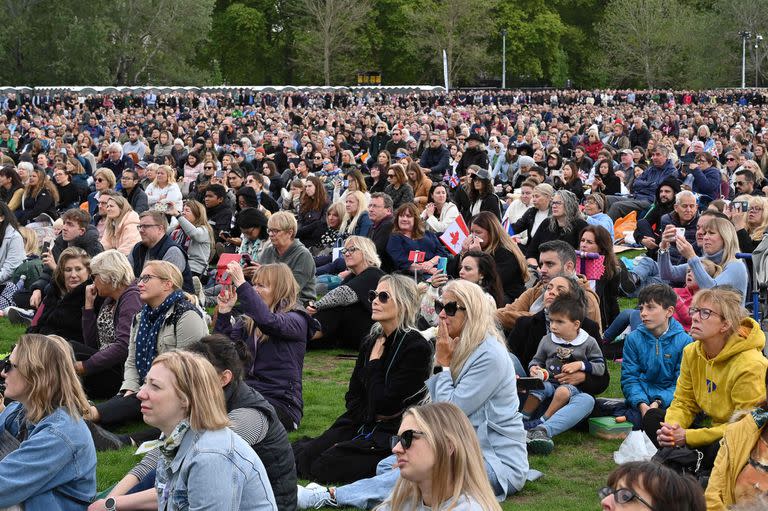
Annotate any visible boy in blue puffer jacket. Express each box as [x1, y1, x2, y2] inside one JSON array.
[[621, 284, 693, 428]]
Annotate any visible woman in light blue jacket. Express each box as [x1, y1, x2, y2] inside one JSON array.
[[139, 350, 277, 511], [297, 280, 528, 509], [0, 202, 25, 286], [0, 334, 96, 511]]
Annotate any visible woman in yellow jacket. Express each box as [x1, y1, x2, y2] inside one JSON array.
[[641, 287, 768, 473], [705, 393, 768, 511]]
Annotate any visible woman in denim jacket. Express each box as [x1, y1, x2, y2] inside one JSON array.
[[138, 350, 277, 510], [0, 334, 96, 510]]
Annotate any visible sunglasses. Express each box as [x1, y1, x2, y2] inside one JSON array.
[[95, 177, 106, 182], [434, 300, 466, 316], [387, 174, 396, 178], [390, 429, 425, 450], [598, 487, 654, 510], [340, 247, 359, 256], [1, 357, 16, 374], [204, 166, 214, 170], [368, 290, 391, 303]]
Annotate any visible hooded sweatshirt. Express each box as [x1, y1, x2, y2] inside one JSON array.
[[621, 318, 692, 409], [664, 318, 768, 447]]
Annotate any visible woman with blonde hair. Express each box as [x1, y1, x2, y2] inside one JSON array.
[[87, 167, 116, 220], [644, 287, 767, 479], [298, 280, 527, 509], [137, 351, 277, 510], [729, 195, 768, 253], [0, 334, 96, 509], [145, 164, 183, 212], [100, 191, 141, 255], [16, 166, 59, 225], [339, 190, 371, 238], [215, 262, 318, 432], [88, 260, 207, 429], [378, 402, 502, 511], [168, 199, 214, 278], [76, 249, 141, 398]]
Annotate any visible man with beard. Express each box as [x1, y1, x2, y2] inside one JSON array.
[[633, 177, 681, 258]]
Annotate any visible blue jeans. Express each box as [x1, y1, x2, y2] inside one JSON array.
[[530, 386, 595, 438], [603, 309, 642, 342], [630, 257, 664, 297], [335, 454, 506, 509]]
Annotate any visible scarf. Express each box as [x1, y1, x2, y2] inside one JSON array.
[[135, 290, 185, 384], [135, 419, 190, 461], [171, 226, 190, 251]]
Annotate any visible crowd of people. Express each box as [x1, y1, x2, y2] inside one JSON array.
[[0, 86, 766, 509]]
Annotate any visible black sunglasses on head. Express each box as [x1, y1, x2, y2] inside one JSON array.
[[368, 290, 391, 304], [434, 300, 466, 316], [390, 429, 425, 450]]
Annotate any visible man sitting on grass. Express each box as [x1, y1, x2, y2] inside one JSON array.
[[620, 284, 692, 428]]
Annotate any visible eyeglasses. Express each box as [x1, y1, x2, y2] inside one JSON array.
[[368, 290, 391, 303], [734, 181, 747, 186], [750, 207, 764, 212], [341, 247, 359, 256], [204, 166, 214, 170], [598, 487, 654, 510], [390, 429, 425, 450], [688, 307, 723, 320], [138, 274, 167, 284], [434, 300, 466, 316], [550, 200, 564, 206], [137, 224, 161, 230], [267, 228, 283, 235], [726, 157, 735, 161], [1, 358, 17, 374], [387, 174, 396, 178]]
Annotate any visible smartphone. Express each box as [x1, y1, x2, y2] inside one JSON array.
[[219, 231, 231, 239], [436, 257, 448, 273], [517, 377, 545, 391], [736, 201, 750, 212], [215, 169, 224, 178], [241, 253, 253, 266], [675, 227, 685, 239], [342, 179, 349, 188], [41, 241, 51, 253]]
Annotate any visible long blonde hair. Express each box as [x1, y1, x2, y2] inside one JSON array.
[[13, 334, 90, 423], [745, 196, 768, 241], [102, 191, 134, 241], [340, 191, 369, 235], [377, 403, 502, 511], [242, 263, 299, 342], [441, 280, 505, 380]]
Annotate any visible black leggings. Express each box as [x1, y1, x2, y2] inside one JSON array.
[[68, 341, 124, 400], [642, 408, 721, 473], [95, 393, 142, 429]]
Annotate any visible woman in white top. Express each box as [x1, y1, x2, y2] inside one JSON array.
[[422, 183, 459, 234], [145, 164, 183, 212], [500, 178, 535, 228]]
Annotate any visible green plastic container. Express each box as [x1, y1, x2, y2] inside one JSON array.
[[588, 416, 633, 440]]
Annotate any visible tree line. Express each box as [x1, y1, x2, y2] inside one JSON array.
[[2, 0, 767, 89]]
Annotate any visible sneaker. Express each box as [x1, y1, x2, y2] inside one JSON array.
[[527, 428, 554, 455], [6, 306, 33, 326], [523, 417, 544, 431], [617, 260, 637, 296], [85, 420, 125, 451], [297, 483, 337, 509]]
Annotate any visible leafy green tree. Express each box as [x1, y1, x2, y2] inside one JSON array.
[[210, 4, 269, 84]]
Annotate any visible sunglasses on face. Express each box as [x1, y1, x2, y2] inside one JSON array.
[[434, 300, 466, 316], [598, 487, 654, 510], [340, 247, 359, 256], [1, 357, 17, 374], [368, 290, 391, 304], [390, 429, 425, 450]]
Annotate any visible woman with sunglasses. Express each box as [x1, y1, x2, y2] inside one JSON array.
[[641, 287, 767, 478], [298, 280, 527, 509], [215, 262, 318, 432], [0, 334, 96, 510], [383, 163, 414, 211], [601, 461, 704, 511], [294, 274, 432, 485], [308, 236, 385, 350], [377, 402, 502, 511], [87, 260, 207, 430], [192, 159, 216, 201], [87, 167, 116, 220]]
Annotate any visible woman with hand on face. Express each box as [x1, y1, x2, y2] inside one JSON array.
[[377, 402, 503, 511], [293, 275, 432, 486], [215, 262, 318, 432], [88, 261, 207, 430], [578, 225, 621, 330], [136, 351, 278, 510], [76, 250, 141, 399], [308, 236, 385, 350], [100, 191, 141, 255], [421, 183, 459, 235], [0, 334, 96, 510], [642, 287, 767, 477]]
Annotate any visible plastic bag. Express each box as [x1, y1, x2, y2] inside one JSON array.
[[613, 430, 657, 465], [613, 210, 637, 241]]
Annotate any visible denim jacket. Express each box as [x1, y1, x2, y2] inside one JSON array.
[[156, 427, 277, 511], [0, 402, 96, 510]]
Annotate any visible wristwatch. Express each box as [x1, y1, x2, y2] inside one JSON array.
[[105, 497, 117, 511], [658, 247, 668, 255]]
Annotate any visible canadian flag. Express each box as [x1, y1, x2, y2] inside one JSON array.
[[439, 215, 470, 255]]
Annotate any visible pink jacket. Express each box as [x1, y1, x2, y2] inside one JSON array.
[[673, 286, 695, 331]]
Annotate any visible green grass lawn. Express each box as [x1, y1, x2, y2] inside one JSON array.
[[0, 310, 635, 511]]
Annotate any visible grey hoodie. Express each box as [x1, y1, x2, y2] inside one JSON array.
[[259, 239, 316, 303]]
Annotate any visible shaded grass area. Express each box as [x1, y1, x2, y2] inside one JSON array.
[[0, 318, 627, 510]]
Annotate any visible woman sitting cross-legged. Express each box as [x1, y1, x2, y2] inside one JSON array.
[[0, 334, 96, 511], [297, 280, 528, 509], [88, 335, 298, 511], [292, 274, 433, 486], [376, 402, 503, 511], [75, 249, 142, 399], [307, 236, 385, 350], [215, 262, 319, 432], [87, 260, 208, 430]]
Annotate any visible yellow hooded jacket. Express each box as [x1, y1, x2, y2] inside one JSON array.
[[664, 318, 768, 447]]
